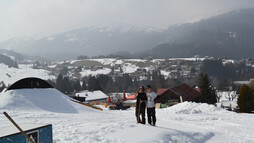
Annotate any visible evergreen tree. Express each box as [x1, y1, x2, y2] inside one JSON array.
[[56, 74, 74, 94], [133, 77, 139, 88], [88, 76, 96, 91], [97, 75, 111, 89], [81, 80, 87, 90], [56, 74, 64, 92], [104, 78, 113, 93], [73, 79, 82, 92], [63, 76, 73, 94], [94, 79, 102, 91], [237, 84, 254, 113], [198, 73, 217, 104], [60, 67, 69, 76]]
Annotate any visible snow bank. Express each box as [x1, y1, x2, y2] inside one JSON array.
[[166, 102, 226, 114], [0, 88, 94, 113]]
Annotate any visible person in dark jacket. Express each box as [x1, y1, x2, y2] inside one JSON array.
[[135, 86, 147, 124]]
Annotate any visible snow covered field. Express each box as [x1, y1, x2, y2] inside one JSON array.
[[1, 89, 254, 143], [0, 64, 55, 86]]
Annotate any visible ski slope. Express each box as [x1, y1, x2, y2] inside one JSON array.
[[0, 89, 253, 143]]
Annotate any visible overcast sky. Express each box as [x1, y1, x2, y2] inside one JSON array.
[[0, 0, 254, 42]]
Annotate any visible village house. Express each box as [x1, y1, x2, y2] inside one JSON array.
[[155, 83, 201, 105], [75, 90, 108, 103]]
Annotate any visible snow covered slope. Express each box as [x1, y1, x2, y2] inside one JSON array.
[[0, 88, 96, 113], [0, 100, 253, 142]]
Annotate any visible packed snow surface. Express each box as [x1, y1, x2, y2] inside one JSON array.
[[0, 93, 253, 143], [165, 102, 226, 114], [0, 88, 95, 113]]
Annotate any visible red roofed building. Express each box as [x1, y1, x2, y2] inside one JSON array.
[[155, 88, 179, 104], [157, 88, 170, 96], [155, 83, 201, 104], [194, 87, 201, 93], [171, 83, 201, 102]]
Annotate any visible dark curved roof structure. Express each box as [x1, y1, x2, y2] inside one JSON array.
[[7, 77, 53, 90]]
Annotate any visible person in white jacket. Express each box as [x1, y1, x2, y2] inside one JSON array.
[[146, 85, 158, 126]]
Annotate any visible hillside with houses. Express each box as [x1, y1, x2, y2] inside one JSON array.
[[1, 54, 254, 112]]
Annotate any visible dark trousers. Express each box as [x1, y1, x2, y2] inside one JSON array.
[[136, 106, 146, 124], [147, 107, 156, 125]]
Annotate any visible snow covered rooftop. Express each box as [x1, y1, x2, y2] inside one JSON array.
[[0, 123, 50, 138], [75, 90, 108, 101]]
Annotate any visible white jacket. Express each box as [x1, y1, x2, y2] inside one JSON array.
[[146, 91, 158, 108]]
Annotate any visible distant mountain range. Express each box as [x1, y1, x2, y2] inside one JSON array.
[[0, 49, 50, 62], [0, 53, 18, 68], [0, 8, 254, 60], [0, 26, 167, 60], [145, 8, 254, 59]]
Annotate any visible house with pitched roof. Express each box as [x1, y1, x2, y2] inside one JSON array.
[[155, 83, 201, 104]]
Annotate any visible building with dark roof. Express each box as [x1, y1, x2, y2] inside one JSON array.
[[155, 83, 201, 104], [7, 77, 53, 91]]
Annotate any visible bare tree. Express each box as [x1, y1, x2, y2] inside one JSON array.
[[231, 91, 237, 101], [225, 91, 237, 101], [225, 92, 232, 101], [216, 91, 222, 103]]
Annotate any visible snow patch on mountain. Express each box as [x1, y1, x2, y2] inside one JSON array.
[[122, 63, 138, 74], [80, 67, 111, 77], [89, 58, 116, 66]]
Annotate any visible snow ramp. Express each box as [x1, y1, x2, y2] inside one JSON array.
[[0, 88, 96, 113]]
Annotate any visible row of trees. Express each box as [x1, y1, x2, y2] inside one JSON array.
[[52, 71, 219, 106], [48, 74, 84, 94], [51, 70, 179, 94], [201, 59, 236, 81], [53, 71, 219, 106]]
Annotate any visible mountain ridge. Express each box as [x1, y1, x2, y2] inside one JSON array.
[[1, 8, 254, 60]]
